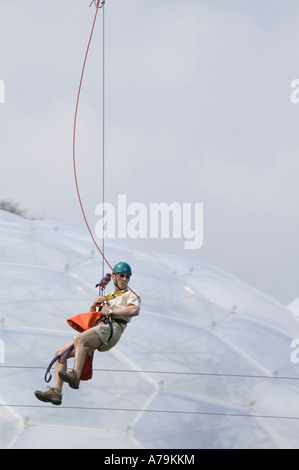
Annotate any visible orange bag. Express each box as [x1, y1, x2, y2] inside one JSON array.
[[67, 311, 103, 333]]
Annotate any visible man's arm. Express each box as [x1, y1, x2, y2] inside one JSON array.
[[102, 303, 140, 318]]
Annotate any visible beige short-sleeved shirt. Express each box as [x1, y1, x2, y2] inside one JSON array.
[[87, 288, 140, 353], [107, 289, 141, 323]]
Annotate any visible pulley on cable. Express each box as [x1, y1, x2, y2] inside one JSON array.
[[89, 0, 105, 8]]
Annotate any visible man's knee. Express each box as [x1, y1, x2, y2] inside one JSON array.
[[55, 341, 75, 357], [55, 346, 65, 356], [73, 334, 83, 347]]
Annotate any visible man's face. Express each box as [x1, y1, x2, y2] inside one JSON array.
[[113, 273, 131, 289]]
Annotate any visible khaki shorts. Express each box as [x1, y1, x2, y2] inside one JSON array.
[[85, 321, 127, 355]]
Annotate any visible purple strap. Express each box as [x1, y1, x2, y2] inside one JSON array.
[[44, 345, 74, 383]]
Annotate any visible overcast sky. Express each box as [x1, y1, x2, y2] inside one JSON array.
[[1, 0, 299, 304]]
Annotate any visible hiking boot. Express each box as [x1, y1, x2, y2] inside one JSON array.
[[35, 387, 62, 406], [58, 369, 80, 389]]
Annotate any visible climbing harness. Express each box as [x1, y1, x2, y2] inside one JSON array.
[[44, 345, 74, 384], [67, 289, 129, 330], [105, 289, 129, 301], [66, 288, 129, 333], [44, 278, 129, 383]]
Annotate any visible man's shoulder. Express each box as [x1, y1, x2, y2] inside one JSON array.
[[127, 288, 141, 305]]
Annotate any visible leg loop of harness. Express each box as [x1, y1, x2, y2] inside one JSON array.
[[103, 317, 128, 343], [44, 317, 127, 383], [103, 316, 114, 342], [44, 345, 74, 383]]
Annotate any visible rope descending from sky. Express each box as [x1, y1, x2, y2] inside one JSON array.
[[72, 2, 112, 274], [72, 2, 140, 300]]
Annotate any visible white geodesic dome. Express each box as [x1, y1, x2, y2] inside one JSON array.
[[1, 210, 299, 449]]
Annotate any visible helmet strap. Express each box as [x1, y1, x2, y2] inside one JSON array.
[[112, 274, 122, 291]]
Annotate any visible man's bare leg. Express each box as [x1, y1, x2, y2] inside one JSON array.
[[59, 329, 101, 388], [34, 339, 75, 405], [54, 339, 75, 392], [73, 329, 101, 376]]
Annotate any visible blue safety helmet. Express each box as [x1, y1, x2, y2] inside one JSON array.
[[113, 262, 132, 276]]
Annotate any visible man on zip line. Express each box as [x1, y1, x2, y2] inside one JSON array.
[[35, 262, 140, 406]]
